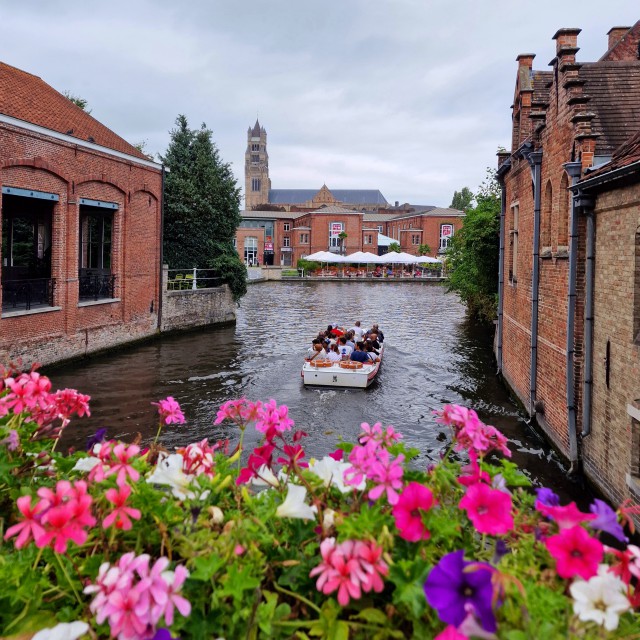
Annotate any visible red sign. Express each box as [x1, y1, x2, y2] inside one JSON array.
[[330, 223, 343, 236], [264, 242, 274, 251], [441, 224, 454, 238]]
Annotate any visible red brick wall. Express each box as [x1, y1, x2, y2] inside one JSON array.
[[601, 23, 640, 62], [0, 122, 162, 366]]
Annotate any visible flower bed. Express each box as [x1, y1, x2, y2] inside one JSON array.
[[0, 367, 640, 639]]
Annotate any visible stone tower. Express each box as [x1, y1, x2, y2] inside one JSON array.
[[244, 119, 270, 210]]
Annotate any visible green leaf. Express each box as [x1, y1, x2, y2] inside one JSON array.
[[352, 608, 388, 626], [190, 554, 226, 581], [218, 563, 261, 604], [389, 559, 430, 619]]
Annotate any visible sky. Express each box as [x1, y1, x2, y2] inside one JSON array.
[[1, 1, 638, 208]]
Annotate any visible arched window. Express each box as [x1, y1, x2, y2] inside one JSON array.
[[558, 172, 569, 248], [542, 180, 552, 249]]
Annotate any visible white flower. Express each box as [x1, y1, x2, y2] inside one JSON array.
[[72, 456, 101, 473], [276, 483, 317, 520], [147, 452, 209, 500], [309, 456, 364, 493], [322, 508, 336, 533], [251, 464, 280, 488], [32, 621, 89, 640], [209, 506, 224, 524], [570, 571, 630, 631]]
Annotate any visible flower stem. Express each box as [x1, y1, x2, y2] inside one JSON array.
[[272, 582, 321, 613], [31, 545, 44, 571], [153, 419, 163, 446], [55, 552, 83, 606]]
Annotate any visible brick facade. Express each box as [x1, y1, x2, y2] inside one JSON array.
[[0, 63, 163, 367]]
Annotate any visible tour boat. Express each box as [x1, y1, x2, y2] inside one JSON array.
[[301, 345, 383, 388]]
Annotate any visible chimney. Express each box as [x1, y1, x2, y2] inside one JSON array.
[[607, 26, 631, 51], [395, 201, 399, 207], [514, 54, 536, 147], [553, 28, 581, 54]]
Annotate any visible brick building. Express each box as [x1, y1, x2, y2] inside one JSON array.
[[496, 23, 640, 505], [0, 62, 163, 366]]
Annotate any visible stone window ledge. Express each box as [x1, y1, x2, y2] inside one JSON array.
[[2, 306, 62, 319], [540, 247, 553, 259], [627, 401, 640, 422], [554, 246, 569, 259], [78, 298, 121, 308], [626, 473, 640, 500]]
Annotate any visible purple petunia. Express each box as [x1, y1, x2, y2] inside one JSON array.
[[535, 487, 560, 507], [588, 498, 628, 543], [424, 550, 497, 633], [86, 428, 107, 451]]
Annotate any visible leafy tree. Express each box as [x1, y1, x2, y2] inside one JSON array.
[[450, 187, 474, 211], [418, 243, 432, 256], [63, 90, 91, 113], [338, 231, 348, 255], [388, 242, 401, 253], [251, 203, 285, 212], [162, 115, 246, 300], [447, 169, 501, 323]]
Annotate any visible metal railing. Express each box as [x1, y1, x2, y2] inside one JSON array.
[[2, 278, 55, 312], [79, 273, 116, 301], [166, 268, 224, 291]]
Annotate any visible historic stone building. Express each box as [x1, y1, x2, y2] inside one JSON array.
[[0, 61, 163, 366], [496, 22, 640, 507]]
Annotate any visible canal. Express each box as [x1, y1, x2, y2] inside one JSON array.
[[49, 281, 584, 500]]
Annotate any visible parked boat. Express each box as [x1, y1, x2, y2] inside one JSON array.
[[301, 345, 383, 388]]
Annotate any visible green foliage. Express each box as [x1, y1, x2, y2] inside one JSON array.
[[297, 259, 321, 272], [388, 242, 401, 253], [417, 243, 432, 256], [447, 168, 501, 323], [63, 90, 91, 113], [162, 115, 245, 300], [450, 186, 474, 211]]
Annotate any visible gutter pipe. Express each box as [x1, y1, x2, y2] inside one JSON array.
[[581, 197, 595, 436], [496, 159, 511, 374], [564, 162, 583, 467], [158, 163, 166, 331], [526, 151, 543, 416]]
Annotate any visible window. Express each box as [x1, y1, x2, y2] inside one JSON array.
[[509, 204, 519, 283], [244, 236, 258, 266], [251, 178, 261, 192], [283, 223, 290, 231], [79, 205, 115, 300], [558, 172, 569, 248], [251, 154, 259, 163], [364, 234, 373, 245], [300, 233, 309, 243], [542, 180, 552, 249], [439, 224, 454, 252], [411, 233, 420, 245], [377, 225, 383, 232], [283, 236, 290, 247], [329, 221, 344, 251], [251, 143, 259, 151]]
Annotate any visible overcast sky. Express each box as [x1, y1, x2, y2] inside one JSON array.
[[1, 1, 638, 208]]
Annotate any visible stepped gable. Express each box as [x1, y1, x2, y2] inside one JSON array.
[[584, 129, 640, 178], [579, 61, 640, 157], [0, 61, 147, 160]]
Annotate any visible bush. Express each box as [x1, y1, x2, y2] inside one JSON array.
[[0, 370, 639, 639], [209, 252, 247, 301]]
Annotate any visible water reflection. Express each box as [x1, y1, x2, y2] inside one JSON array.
[[49, 281, 586, 500]]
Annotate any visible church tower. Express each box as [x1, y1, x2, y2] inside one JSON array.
[[244, 119, 271, 210]]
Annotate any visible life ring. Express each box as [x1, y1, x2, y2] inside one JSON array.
[[339, 361, 363, 370], [309, 360, 332, 368]]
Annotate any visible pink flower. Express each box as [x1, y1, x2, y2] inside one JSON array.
[[103, 482, 141, 531], [104, 443, 141, 484], [255, 399, 294, 437], [52, 388, 91, 420], [2, 371, 52, 414], [153, 396, 186, 425], [368, 453, 405, 505], [392, 482, 436, 542], [240, 400, 263, 423], [176, 438, 217, 477], [435, 626, 469, 640], [159, 564, 191, 625], [356, 540, 388, 593], [536, 501, 596, 530], [606, 544, 640, 585], [545, 526, 603, 579], [214, 398, 246, 425], [4, 495, 46, 548], [344, 441, 379, 486], [37, 502, 88, 553], [103, 583, 151, 639], [458, 450, 491, 487], [359, 422, 383, 445], [459, 483, 514, 536]]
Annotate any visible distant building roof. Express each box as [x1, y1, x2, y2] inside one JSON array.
[[0, 61, 148, 160], [363, 212, 402, 222], [268, 188, 388, 205], [308, 204, 362, 214], [390, 207, 464, 221], [241, 210, 305, 220]]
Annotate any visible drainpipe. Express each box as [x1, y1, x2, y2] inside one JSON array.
[[496, 158, 511, 373], [564, 161, 583, 466], [579, 191, 596, 436], [526, 151, 543, 416], [158, 163, 165, 331]]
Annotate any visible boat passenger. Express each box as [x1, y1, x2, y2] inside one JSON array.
[[350, 342, 369, 363], [345, 331, 356, 351], [364, 342, 380, 362], [306, 340, 328, 361], [349, 321, 365, 341], [337, 336, 353, 359], [327, 344, 341, 362], [367, 333, 381, 351], [330, 323, 345, 338], [371, 324, 384, 343]]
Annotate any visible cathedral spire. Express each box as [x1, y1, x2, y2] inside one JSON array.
[[251, 118, 261, 137]]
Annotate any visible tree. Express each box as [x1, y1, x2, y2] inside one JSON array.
[[338, 231, 348, 255], [447, 169, 501, 323], [161, 115, 246, 300], [450, 187, 474, 211], [388, 242, 401, 253], [63, 90, 92, 114], [251, 203, 285, 212], [418, 243, 432, 256]]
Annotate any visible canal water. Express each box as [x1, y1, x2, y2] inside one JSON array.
[[49, 281, 583, 499]]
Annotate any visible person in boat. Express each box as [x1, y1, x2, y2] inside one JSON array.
[[371, 324, 384, 343], [349, 321, 365, 341], [364, 342, 380, 362], [350, 342, 369, 363], [330, 323, 345, 338], [366, 333, 381, 353], [345, 331, 356, 351], [337, 336, 353, 360], [327, 343, 341, 363], [373, 266, 382, 278], [306, 339, 328, 361]]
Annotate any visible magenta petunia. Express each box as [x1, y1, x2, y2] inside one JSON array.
[[545, 525, 603, 580], [392, 481, 436, 542], [459, 482, 514, 536]]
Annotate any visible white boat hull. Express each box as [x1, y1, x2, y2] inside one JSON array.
[[302, 347, 383, 388]]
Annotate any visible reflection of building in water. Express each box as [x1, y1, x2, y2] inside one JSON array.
[[239, 120, 463, 266]]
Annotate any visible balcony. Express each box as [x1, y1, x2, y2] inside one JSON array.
[[79, 272, 116, 302], [2, 278, 55, 313]]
